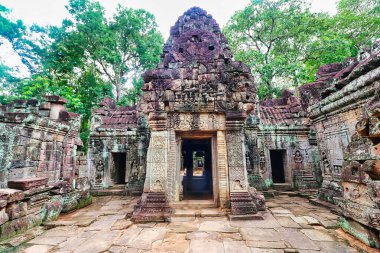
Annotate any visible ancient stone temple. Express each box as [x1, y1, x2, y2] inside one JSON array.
[[247, 90, 321, 191], [132, 7, 259, 221], [300, 42, 380, 204], [88, 97, 149, 195], [86, 7, 322, 222], [1, 5, 378, 251]]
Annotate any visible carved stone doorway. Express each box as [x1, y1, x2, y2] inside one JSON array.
[[270, 150, 286, 183], [111, 153, 126, 184], [181, 138, 213, 200]]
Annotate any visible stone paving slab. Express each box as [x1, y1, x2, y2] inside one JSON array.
[[10, 195, 360, 253], [189, 239, 224, 253], [73, 230, 120, 253], [126, 227, 168, 250], [21, 245, 53, 253], [199, 220, 239, 233], [223, 240, 250, 253]]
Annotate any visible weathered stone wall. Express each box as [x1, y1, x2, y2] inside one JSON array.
[[88, 98, 150, 194], [334, 86, 380, 248], [302, 44, 380, 203], [0, 96, 82, 187], [0, 96, 92, 241], [246, 127, 320, 190], [246, 91, 320, 191]]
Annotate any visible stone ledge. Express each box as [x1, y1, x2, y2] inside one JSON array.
[[228, 213, 264, 221], [8, 178, 48, 191]]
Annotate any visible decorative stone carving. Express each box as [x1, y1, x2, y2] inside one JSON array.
[[294, 150, 303, 163]]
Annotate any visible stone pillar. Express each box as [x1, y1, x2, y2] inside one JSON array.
[[226, 113, 259, 218], [131, 113, 172, 222], [216, 131, 229, 208]]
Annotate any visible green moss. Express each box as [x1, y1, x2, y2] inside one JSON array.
[[339, 217, 379, 248], [77, 195, 93, 209]]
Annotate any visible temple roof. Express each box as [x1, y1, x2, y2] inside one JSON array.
[[299, 43, 380, 110], [140, 7, 256, 116], [259, 90, 305, 126], [92, 97, 140, 130]]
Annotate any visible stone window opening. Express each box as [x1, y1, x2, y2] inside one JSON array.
[[179, 47, 184, 53], [192, 35, 200, 42], [208, 45, 215, 51]]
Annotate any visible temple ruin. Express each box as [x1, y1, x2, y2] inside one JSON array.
[[0, 6, 380, 250]]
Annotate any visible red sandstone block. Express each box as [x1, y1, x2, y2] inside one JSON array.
[[7, 177, 48, 190], [0, 200, 7, 208], [0, 189, 24, 202], [0, 208, 9, 226]]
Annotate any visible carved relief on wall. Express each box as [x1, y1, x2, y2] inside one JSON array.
[[95, 158, 105, 184], [294, 150, 303, 163], [167, 113, 225, 131], [147, 132, 168, 191], [244, 131, 258, 174], [321, 151, 332, 175], [259, 151, 266, 174], [226, 132, 247, 189]]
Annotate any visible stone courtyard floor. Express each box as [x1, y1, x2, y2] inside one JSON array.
[[9, 195, 365, 253]]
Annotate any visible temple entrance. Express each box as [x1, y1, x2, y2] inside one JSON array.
[[111, 153, 126, 184], [181, 139, 213, 199], [270, 150, 286, 183]]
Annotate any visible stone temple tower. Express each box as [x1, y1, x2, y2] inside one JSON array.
[[132, 7, 258, 221]]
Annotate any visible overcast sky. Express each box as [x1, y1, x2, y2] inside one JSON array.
[[1, 0, 337, 74]]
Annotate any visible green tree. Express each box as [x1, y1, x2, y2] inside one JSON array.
[[0, 4, 25, 45], [49, 0, 163, 102], [224, 0, 380, 98], [224, 0, 323, 98], [334, 0, 380, 49]]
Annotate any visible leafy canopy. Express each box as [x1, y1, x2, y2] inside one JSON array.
[[224, 0, 380, 98]]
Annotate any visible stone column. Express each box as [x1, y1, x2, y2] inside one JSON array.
[[226, 121, 249, 191], [132, 112, 172, 222], [226, 113, 259, 218], [216, 131, 229, 208]]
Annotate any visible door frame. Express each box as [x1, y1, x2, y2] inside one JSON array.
[[176, 131, 218, 206]]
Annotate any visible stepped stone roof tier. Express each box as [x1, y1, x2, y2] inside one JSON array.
[[299, 45, 380, 110], [140, 7, 256, 118]]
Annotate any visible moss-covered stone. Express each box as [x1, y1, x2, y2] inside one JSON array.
[[41, 196, 63, 223], [77, 194, 92, 209], [339, 217, 380, 248]]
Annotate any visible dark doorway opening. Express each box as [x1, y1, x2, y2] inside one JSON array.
[[270, 150, 286, 183], [181, 139, 213, 199], [111, 153, 126, 184]]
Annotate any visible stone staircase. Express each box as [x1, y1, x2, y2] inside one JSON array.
[[169, 199, 226, 220], [272, 183, 292, 191]]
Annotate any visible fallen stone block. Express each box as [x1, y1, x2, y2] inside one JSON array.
[[7, 177, 48, 191]]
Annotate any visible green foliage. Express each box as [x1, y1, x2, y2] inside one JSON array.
[[118, 77, 143, 106], [50, 0, 164, 102], [0, 0, 162, 149], [224, 0, 380, 98], [335, 0, 380, 49], [0, 4, 25, 43]]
